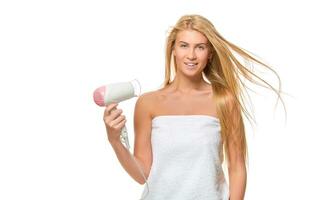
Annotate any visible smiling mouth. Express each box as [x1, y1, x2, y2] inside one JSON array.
[[184, 62, 198, 66], [184, 62, 198, 69]]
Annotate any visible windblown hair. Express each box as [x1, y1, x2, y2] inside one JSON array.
[[162, 14, 286, 169]]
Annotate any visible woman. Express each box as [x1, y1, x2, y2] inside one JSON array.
[[103, 14, 285, 200]]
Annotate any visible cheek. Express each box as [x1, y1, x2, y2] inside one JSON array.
[[173, 50, 185, 61], [199, 52, 209, 62]]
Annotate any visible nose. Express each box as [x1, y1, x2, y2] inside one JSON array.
[[187, 48, 196, 60]]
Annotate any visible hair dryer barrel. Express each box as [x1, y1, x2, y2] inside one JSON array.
[[93, 79, 141, 107]]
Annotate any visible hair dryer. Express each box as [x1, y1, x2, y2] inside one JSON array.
[[93, 79, 150, 199], [93, 79, 141, 149]]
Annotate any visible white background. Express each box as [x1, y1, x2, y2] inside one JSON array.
[[0, 0, 311, 199]]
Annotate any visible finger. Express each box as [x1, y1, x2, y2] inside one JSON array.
[[114, 118, 127, 130], [111, 114, 126, 126], [104, 108, 123, 125], [110, 108, 123, 120], [104, 102, 118, 117]]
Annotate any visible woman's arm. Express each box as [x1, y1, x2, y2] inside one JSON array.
[[109, 138, 147, 184], [104, 94, 153, 185]]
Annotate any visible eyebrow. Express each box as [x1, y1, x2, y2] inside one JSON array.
[[178, 41, 208, 45]]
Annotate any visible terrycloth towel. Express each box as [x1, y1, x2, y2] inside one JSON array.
[[140, 115, 229, 200]]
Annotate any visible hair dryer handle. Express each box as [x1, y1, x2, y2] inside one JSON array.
[[120, 126, 130, 149]]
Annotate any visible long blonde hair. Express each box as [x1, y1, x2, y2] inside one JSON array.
[[162, 14, 286, 169]]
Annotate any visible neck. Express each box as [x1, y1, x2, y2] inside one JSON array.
[[169, 74, 208, 95]]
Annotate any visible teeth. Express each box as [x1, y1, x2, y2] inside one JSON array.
[[186, 63, 197, 66]]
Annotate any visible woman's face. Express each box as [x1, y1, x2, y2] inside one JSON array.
[[173, 29, 213, 77]]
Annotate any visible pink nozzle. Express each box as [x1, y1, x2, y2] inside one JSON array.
[[93, 86, 106, 107]]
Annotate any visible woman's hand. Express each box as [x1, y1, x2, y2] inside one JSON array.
[[103, 102, 127, 144]]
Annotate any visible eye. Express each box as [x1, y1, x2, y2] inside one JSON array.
[[180, 44, 187, 48], [198, 46, 205, 50]]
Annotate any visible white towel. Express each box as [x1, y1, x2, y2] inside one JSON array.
[[140, 115, 229, 200]]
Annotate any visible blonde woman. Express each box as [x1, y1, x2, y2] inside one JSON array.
[[104, 14, 285, 200]]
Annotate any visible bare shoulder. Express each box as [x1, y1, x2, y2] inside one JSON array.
[[134, 91, 157, 119]]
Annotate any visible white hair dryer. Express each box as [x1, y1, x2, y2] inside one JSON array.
[[93, 79, 149, 200], [93, 79, 141, 149]]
